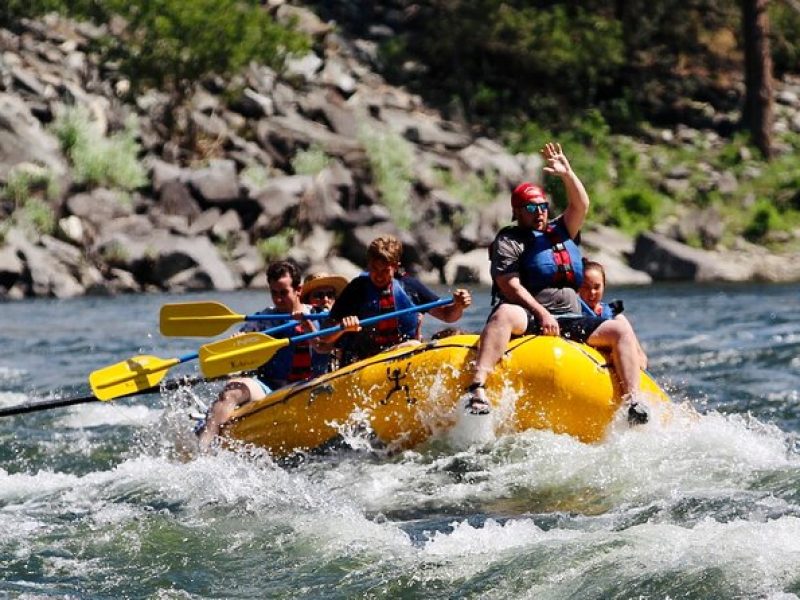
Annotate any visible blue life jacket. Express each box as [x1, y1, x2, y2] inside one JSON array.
[[518, 220, 584, 293], [360, 273, 419, 343], [339, 274, 419, 361], [581, 299, 614, 320]]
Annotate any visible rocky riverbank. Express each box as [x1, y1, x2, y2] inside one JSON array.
[[2, 6, 800, 300]]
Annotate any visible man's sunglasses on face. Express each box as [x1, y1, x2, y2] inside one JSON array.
[[524, 202, 549, 214]]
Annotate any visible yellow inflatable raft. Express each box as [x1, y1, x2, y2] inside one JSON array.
[[221, 334, 669, 457]]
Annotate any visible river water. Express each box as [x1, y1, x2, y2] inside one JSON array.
[[2, 283, 800, 599]]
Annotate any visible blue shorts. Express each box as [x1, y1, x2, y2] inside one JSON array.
[[491, 303, 605, 344]]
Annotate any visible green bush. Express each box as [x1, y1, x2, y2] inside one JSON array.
[[257, 228, 297, 262], [770, 2, 800, 76], [103, 0, 309, 96], [437, 169, 497, 210], [3, 1, 308, 98], [1, 166, 59, 236], [359, 126, 415, 230], [240, 164, 271, 190], [607, 187, 664, 234], [291, 145, 331, 176], [51, 107, 147, 190], [743, 200, 780, 242], [17, 197, 57, 235], [2, 167, 59, 206]]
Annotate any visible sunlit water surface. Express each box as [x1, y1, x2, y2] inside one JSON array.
[[1, 283, 799, 598]]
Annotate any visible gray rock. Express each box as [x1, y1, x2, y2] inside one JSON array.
[[0, 243, 24, 290], [211, 210, 243, 241], [275, 5, 332, 38], [149, 211, 191, 236], [0, 93, 67, 181], [380, 107, 471, 149], [188, 208, 223, 237], [159, 180, 202, 220], [232, 245, 265, 284], [444, 249, 491, 286], [416, 224, 456, 272], [187, 159, 240, 204], [65, 188, 134, 227], [251, 177, 307, 236], [458, 138, 524, 186], [285, 53, 324, 82], [320, 58, 357, 95], [630, 232, 752, 282], [57, 215, 88, 246], [95, 230, 241, 290], [6, 229, 83, 297], [343, 224, 421, 267], [149, 158, 184, 193], [256, 113, 362, 163]]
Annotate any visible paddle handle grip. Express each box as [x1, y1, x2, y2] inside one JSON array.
[[290, 296, 454, 344]]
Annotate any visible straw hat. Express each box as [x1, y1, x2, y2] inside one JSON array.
[[300, 273, 348, 303]]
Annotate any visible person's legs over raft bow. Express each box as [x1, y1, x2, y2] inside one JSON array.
[[196, 260, 314, 449], [463, 142, 648, 423]]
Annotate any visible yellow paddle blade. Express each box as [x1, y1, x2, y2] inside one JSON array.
[[89, 355, 181, 401], [160, 301, 245, 337], [199, 333, 290, 379]]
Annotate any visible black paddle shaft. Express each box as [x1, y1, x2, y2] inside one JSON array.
[[0, 375, 209, 418]]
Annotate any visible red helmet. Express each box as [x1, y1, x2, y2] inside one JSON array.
[[511, 182, 547, 209]]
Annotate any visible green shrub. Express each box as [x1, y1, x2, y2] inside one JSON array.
[[2, 167, 59, 207], [101, 239, 130, 264], [257, 228, 296, 262], [438, 169, 497, 210], [606, 187, 663, 234], [17, 197, 56, 235], [291, 145, 331, 176], [770, 2, 800, 76], [358, 126, 415, 230], [743, 199, 780, 241], [51, 107, 147, 190], [102, 0, 309, 96], [3, 1, 308, 99], [1, 166, 59, 236], [240, 164, 271, 190]]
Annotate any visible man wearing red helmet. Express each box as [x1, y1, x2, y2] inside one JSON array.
[[462, 142, 648, 425]]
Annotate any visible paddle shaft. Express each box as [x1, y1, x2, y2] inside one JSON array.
[[0, 375, 208, 418], [198, 297, 456, 378], [242, 311, 328, 322], [290, 296, 454, 344]]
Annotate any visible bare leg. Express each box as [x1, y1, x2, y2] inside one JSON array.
[[586, 319, 648, 423], [586, 318, 641, 394], [197, 378, 267, 449], [471, 304, 529, 386]]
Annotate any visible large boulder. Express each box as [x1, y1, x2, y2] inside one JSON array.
[[186, 159, 240, 204], [0, 243, 25, 291], [94, 230, 241, 290], [0, 93, 67, 182], [5, 229, 84, 298], [630, 232, 752, 282], [65, 188, 134, 229], [444, 249, 492, 286]]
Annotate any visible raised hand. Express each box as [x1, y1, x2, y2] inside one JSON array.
[[541, 142, 572, 178]]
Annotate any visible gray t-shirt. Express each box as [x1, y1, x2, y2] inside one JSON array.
[[490, 222, 581, 315]]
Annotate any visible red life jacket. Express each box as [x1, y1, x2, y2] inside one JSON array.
[[287, 322, 313, 383], [374, 283, 401, 348]]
